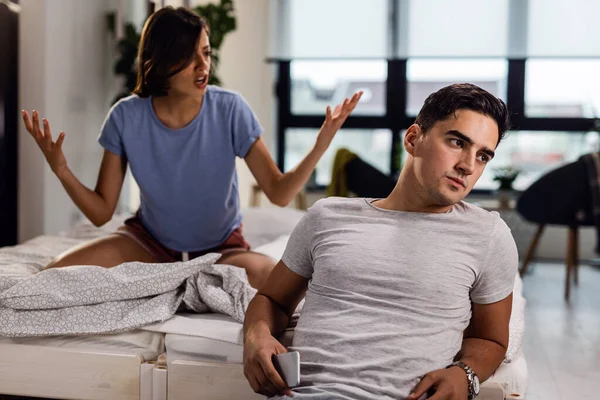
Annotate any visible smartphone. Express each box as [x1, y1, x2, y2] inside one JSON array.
[[272, 351, 300, 388]]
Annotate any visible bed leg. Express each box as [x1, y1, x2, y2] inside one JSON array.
[[140, 361, 156, 400], [152, 364, 168, 400]]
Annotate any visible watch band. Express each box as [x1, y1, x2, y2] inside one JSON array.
[[449, 361, 478, 400], [452, 360, 474, 375]]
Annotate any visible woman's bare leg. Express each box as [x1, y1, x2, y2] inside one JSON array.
[[46, 234, 158, 269], [218, 250, 277, 289]]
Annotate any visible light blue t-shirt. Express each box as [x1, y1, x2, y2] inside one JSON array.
[[98, 86, 262, 251]]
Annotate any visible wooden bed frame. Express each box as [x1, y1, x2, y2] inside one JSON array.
[[160, 358, 521, 400], [0, 343, 160, 400], [0, 343, 525, 400]]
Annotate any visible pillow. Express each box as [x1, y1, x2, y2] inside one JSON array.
[[253, 235, 290, 261], [241, 207, 306, 248], [505, 273, 526, 362]]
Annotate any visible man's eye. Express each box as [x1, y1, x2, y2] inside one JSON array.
[[478, 154, 490, 163], [450, 139, 464, 148]]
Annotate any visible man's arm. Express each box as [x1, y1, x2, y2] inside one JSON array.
[[243, 260, 309, 397], [455, 293, 513, 381], [408, 293, 513, 400]]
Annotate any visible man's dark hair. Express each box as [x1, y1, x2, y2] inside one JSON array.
[[414, 83, 510, 145], [133, 7, 208, 97]]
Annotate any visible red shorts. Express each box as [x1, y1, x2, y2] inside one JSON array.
[[116, 215, 251, 263]]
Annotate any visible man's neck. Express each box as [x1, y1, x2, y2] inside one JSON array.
[[152, 94, 204, 130], [373, 171, 454, 214]]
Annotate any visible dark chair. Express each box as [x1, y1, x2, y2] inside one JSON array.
[[516, 159, 593, 300], [345, 157, 396, 199], [327, 148, 396, 199]]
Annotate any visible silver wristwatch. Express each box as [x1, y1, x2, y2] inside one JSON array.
[[449, 360, 480, 400]]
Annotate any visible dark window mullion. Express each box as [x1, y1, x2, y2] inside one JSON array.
[[506, 59, 526, 130], [387, 59, 408, 176], [518, 118, 596, 132], [275, 61, 291, 171], [286, 116, 388, 129]]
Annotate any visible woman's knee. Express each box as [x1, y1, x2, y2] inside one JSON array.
[[219, 251, 276, 289], [45, 257, 65, 269]]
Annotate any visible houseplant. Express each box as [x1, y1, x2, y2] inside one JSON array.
[[493, 166, 520, 190], [493, 166, 521, 206]]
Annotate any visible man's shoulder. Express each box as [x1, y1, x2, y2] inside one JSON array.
[[456, 201, 503, 222], [308, 197, 367, 215], [457, 201, 513, 241]]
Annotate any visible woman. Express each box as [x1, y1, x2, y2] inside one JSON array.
[[21, 7, 361, 289]]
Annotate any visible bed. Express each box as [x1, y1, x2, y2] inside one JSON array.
[[0, 207, 527, 400], [0, 207, 305, 400]]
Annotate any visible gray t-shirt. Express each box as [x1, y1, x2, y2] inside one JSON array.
[[273, 197, 518, 400]]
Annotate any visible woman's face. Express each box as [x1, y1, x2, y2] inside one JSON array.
[[168, 29, 211, 98]]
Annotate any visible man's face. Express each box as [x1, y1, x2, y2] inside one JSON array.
[[407, 109, 499, 206]]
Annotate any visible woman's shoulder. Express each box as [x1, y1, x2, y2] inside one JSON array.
[[105, 95, 148, 123], [205, 85, 246, 107], [111, 94, 147, 113]]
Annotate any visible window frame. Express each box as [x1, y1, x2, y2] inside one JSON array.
[[270, 0, 600, 194]]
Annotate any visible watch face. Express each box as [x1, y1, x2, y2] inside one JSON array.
[[473, 375, 480, 394]]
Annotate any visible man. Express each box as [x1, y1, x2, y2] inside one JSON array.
[[243, 83, 517, 400]]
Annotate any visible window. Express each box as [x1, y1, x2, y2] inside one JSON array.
[[527, 0, 600, 57], [404, 0, 509, 57], [273, 0, 600, 195], [291, 60, 387, 115], [285, 129, 392, 187], [281, 0, 389, 58], [406, 59, 508, 116], [525, 59, 600, 118]]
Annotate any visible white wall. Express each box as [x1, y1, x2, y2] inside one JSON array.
[[18, 0, 119, 242]]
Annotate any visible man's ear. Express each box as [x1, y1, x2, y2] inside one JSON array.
[[404, 124, 422, 156]]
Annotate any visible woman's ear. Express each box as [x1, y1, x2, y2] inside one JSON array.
[[404, 124, 422, 156]]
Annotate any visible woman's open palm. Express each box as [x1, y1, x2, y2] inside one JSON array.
[[22, 110, 67, 175], [315, 91, 363, 151]]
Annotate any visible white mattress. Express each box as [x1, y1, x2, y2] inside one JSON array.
[[154, 312, 295, 364], [166, 333, 243, 364], [0, 329, 165, 361], [143, 312, 244, 345], [149, 313, 243, 364]]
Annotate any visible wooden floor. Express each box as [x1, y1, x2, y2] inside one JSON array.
[[521, 262, 600, 400]]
